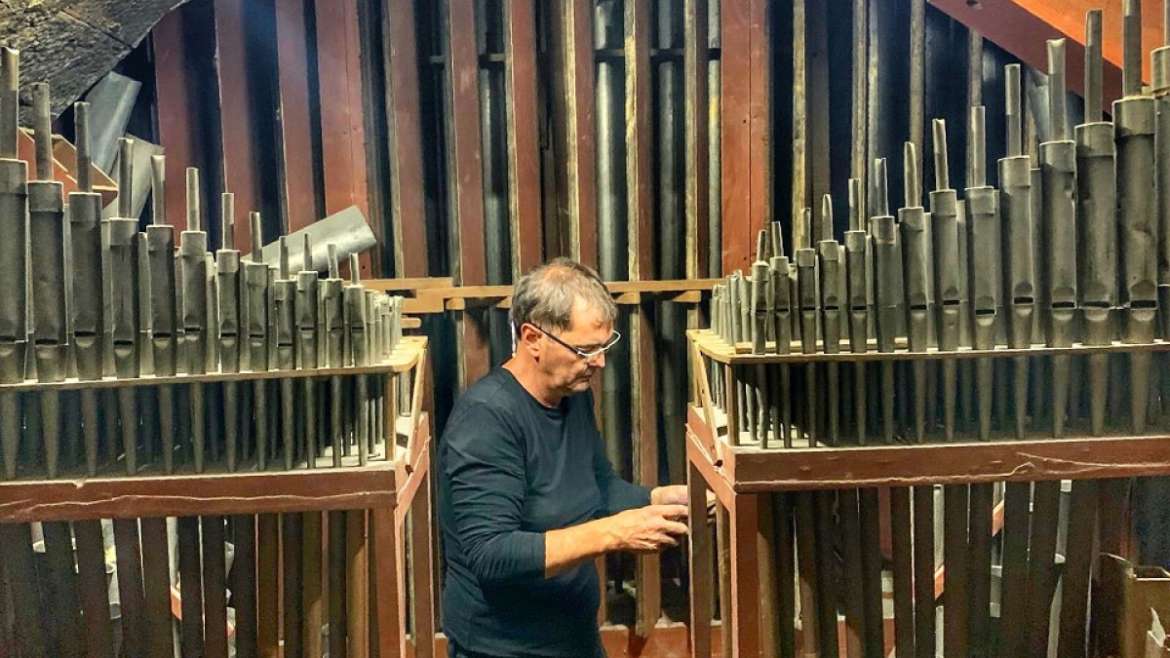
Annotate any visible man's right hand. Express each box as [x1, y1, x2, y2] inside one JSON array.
[[604, 504, 689, 553]]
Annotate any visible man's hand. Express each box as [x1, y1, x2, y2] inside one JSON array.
[[652, 485, 718, 516], [603, 504, 689, 553]]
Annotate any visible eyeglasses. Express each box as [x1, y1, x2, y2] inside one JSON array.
[[527, 324, 622, 361]]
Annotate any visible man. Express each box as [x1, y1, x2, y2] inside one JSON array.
[[438, 259, 690, 657]]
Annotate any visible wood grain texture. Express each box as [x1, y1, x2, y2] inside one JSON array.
[[73, 520, 114, 658], [231, 515, 258, 658], [273, 0, 320, 236], [113, 518, 148, 658], [178, 516, 206, 657], [505, 0, 544, 278], [203, 515, 230, 658], [383, 0, 428, 278], [720, 0, 751, 272], [213, 0, 262, 248], [562, 0, 598, 269]]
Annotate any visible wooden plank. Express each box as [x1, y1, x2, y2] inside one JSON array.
[[273, 0, 320, 237], [1025, 480, 1062, 656], [177, 516, 206, 657], [688, 462, 714, 657], [841, 490, 868, 658], [562, 0, 598, 269], [0, 524, 46, 656], [112, 518, 147, 658], [729, 493, 762, 655], [140, 518, 173, 658], [384, 0, 428, 278], [213, 0, 262, 248], [230, 516, 258, 658], [624, 0, 661, 639], [942, 485, 970, 657], [1058, 480, 1098, 658], [998, 482, 1033, 657], [304, 512, 325, 658], [41, 521, 82, 658], [283, 513, 305, 657], [505, 0, 544, 278], [721, 0, 752, 272], [328, 511, 348, 658], [153, 8, 198, 233], [203, 516, 229, 658], [913, 487, 935, 658], [410, 472, 435, 658], [684, 0, 710, 284], [372, 506, 403, 658], [74, 520, 113, 658], [347, 509, 370, 658], [257, 513, 281, 657], [890, 488, 915, 658], [795, 493, 821, 656], [0, 464, 396, 522], [315, 0, 374, 276]]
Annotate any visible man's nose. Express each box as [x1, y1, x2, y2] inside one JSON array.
[[588, 352, 606, 368]]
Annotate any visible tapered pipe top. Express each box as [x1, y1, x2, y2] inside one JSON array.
[[821, 194, 833, 242], [1048, 39, 1069, 140], [221, 192, 234, 250], [1006, 64, 1022, 157], [1123, 0, 1142, 96], [72, 102, 91, 192], [150, 155, 165, 225], [848, 178, 862, 232], [349, 253, 361, 284], [770, 221, 785, 259], [932, 119, 950, 190], [186, 167, 200, 232], [32, 82, 52, 180], [1086, 10, 1103, 122], [118, 137, 133, 217], [279, 236, 290, 279], [328, 244, 340, 279], [969, 106, 986, 187], [873, 158, 889, 217], [302, 233, 312, 271], [802, 207, 813, 250], [756, 228, 769, 261], [903, 142, 920, 208], [0, 48, 17, 159], [249, 212, 262, 261]]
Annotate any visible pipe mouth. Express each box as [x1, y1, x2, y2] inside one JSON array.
[[1132, 300, 1158, 310], [974, 308, 996, 318]]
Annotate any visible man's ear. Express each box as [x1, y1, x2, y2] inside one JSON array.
[[518, 324, 543, 358]]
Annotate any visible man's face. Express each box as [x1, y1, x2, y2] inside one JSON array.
[[528, 298, 612, 396]]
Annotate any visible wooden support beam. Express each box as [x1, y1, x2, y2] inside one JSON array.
[[505, 0, 544, 278], [153, 8, 199, 233], [315, 0, 374, 276], [927, 0, 1162, 110], [213, 0, 262, 249], [624, 0, 661, 640], [385, 0, 429, 278], [447, 0, 491, 387], [684, 0, 710, 287], [749, 0, 773, 241], [721, 0, 752, 272], [562, 0, 599, 270], [273, 0, 320, 238]]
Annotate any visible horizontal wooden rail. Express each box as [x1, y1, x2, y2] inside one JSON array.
[[371, 278, 720, 314]]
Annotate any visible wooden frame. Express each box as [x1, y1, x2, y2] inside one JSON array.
[[684, 328, 1170, 657], [0, 338, 435, 658]]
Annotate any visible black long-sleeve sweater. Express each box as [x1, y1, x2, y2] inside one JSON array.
[[438, 367, 650, 656]]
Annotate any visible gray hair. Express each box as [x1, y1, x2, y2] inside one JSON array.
[[510, 258, 617, 333]]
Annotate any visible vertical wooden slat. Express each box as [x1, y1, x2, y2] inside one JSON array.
[[890, 487, 915, 658], [505, 0, 544, 278], [273, 0, 320, 237], [688, 463, 713, 657], [729, 494, 762, 655], [328, 511, 348, 658], [685, 0, 710, 286], [563, 0, 598, 269], [315, 0, 374, 275], [140, 519, 175, 658], [153, 9, 198, 233], [347, 510, 370, 658], [178, 516, 206, 656], [202, 516, 229, 658], [258, 513, 281, 657], [214, 0, 262, 248], [775, 494, 797, 656], [998, 482, 1033, 657], [304, 512, 325, 657], [0, 548, 10, 656], [283, 513, 305, 657], [792, 0, 809, 248], [749, 0, 773, 238], [371, 507, 402, 658], [806, 0, 830, 225], [411, 472, 436, 658], [721, 0, 752, 272], [74, 520, 113, 658], [384, 0, 429, 278], [625, 0, 661, 639], [0, 524, 46, 656], [112, 518, 148, 658], [231, 515, 258, 658], [447, 0, 491, 388], [41, 521, 82, 658], [1059, 480, 1098, 658]]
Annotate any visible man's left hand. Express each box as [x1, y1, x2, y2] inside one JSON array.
[[651, 485, 717, 516]]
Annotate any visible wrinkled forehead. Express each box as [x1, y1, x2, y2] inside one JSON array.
[[564, 296, 614, 336]]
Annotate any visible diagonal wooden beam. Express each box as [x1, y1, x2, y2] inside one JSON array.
[[928, 0, 1168, 109]]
